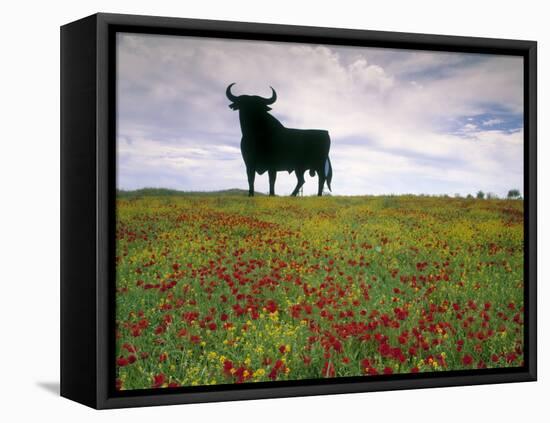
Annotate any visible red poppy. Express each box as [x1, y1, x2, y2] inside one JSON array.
[[152, 373, 165, 388], [462, 354, 474, 366], [116, 356, 129, 367]]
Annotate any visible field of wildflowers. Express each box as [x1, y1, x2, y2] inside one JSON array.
[[115, 195, 524, 390]]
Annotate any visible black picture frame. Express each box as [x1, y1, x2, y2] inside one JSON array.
[[60, 12, 537, 409]]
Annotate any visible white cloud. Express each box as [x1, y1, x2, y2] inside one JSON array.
[[482, 118, 504, 126], [349, 59, 394, 92]]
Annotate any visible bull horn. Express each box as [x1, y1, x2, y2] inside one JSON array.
[[264, 86, 277, 105], [226, 83, 238, 102]]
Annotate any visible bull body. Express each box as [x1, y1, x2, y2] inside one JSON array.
[[227, 83, 332, 196]]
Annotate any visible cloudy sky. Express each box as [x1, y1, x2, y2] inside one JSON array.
[[116, 32, 523, 196]]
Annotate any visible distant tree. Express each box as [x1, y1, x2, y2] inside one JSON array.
[[476, 190, 485, 199], [486, 192, 498, 199], [507, 189, 521, 199], [454, 193, 462, 198], [466, 194, 474, 199]]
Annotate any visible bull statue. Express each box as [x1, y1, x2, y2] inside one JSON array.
[[226, 83, 333, 197]]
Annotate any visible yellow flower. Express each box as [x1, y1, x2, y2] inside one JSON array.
[[253, 368, 265, 377]]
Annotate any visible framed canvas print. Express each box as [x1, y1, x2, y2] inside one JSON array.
[[60, 13, 537, 409]]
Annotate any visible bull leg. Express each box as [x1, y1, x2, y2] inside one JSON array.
[[291, 170, 305, 196], [247, 167, 256, 197], [317, 171, 326, 196], [268, 169, 276, 196]]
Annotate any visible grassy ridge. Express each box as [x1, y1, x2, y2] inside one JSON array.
[[115, 195, 524, 390], [117, 188, 266, 198]]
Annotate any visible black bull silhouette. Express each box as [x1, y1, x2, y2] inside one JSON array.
[[226, 83, 332, 196]]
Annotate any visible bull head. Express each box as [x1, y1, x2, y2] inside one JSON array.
[[226, 83, 277, 111]]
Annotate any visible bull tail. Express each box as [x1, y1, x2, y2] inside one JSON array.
[[325, 157, 332, 192]]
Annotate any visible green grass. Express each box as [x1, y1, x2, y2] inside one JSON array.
[[114, 195, 524, 390]]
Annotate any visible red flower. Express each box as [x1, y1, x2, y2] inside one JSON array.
[[379, 343, 391, 357], [265, 300, 278, 313], [383, 367, 393, 375], [223, 360, 234, 376], [268, 359, 285, 380], [159, 352, 168, 362], [116, 356, 129, 367], [152, 373, 165, 388], [208, 322, 217, 331], [367, 367, 378, 376], [127, 354, 136, 364], [462, 354, 474, 366], [268, 368, 278, 380]]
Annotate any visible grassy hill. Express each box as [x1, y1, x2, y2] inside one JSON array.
[[116, 188, 266, 198]]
